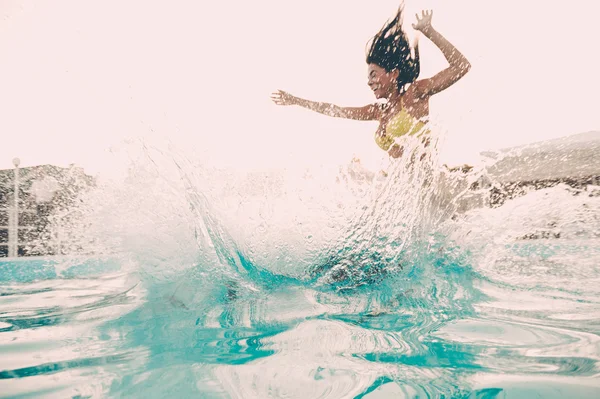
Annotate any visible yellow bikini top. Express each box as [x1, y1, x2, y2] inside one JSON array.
[[375, 108, 429, 152]]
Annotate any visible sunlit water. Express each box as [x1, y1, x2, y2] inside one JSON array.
[[1, 136, 600, 398]]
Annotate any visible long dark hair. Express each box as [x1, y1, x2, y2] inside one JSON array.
[[366, 6, 420, 93]]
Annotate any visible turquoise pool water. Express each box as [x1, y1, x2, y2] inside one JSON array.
[[1, 235, 599, 398]]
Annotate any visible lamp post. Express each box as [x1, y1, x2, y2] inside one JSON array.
[[11, 158, 20, 257]]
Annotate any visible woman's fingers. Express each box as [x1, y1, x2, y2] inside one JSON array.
[[271, 90, 294, 105], [271, 92, 286, 105], [416, 10, 432, 19]]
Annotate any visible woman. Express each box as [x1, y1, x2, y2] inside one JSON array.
[[271, 8, 470, 159]]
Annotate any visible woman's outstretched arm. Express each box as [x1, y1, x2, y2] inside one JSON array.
[[271, 90, 379, 121], [412, 10, 471, 98]]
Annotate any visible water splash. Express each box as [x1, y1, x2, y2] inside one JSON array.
[[3, 131, 600, 398]]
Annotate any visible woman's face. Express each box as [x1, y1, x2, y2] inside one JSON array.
[[367, 64, 398, 99]]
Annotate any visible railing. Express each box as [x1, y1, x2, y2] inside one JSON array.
[[1, 158, 22, 257], [0, 160, 97, 259], [0, 158, 60, 258], [0, 205, 8, 257]]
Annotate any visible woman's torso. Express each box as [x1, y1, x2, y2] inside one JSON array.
[[375, 89, 430, 156]]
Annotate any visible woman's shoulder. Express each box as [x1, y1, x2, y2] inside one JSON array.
[[405, 80, 433, 101], [367, 101, 390, 120]]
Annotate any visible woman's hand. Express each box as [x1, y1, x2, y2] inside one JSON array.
[[412, 10, 433, 33], [271, 90, 298, 106]]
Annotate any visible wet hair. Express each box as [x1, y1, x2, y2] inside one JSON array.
[[366, 6, 420, 93]]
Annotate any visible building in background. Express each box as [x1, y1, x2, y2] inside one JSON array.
[[0, 161, 95, 257]]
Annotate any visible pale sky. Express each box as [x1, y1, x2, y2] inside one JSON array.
[[1, 0, 599, 175]]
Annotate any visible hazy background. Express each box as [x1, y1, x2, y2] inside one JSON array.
[[1, 0, 598, 174]]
